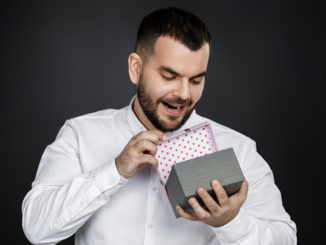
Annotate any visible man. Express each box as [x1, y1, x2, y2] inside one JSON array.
[[22, 7, 297, 244]]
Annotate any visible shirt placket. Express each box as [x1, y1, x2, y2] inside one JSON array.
[[143, 166, 159, 245]]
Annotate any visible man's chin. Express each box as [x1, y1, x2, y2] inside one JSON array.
[[161, 123, 180, 132], [158, 106, 195, 132]]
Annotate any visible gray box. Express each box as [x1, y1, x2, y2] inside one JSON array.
[[165, 148, 244, 217]]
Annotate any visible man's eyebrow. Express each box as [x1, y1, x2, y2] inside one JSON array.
[[190, 71, 206, 80], [158, 66, 179, 76], [158, 66, 206, 79]]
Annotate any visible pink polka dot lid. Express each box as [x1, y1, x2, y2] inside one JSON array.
[[156, 122, 217, 185]]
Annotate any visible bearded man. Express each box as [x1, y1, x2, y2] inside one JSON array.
[[22, 7, 296, 245]]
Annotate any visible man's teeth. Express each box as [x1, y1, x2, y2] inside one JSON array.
[[171, 106, 180, 111], [164, 102, 181, 110]]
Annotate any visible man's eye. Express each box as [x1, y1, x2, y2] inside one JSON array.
[[191, 80, 201, 85], [161, 75, 175, 81]]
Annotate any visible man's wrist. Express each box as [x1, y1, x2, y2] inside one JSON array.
[[211, 208, 250, 242]]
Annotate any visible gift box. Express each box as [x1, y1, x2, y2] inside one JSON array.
[[155, 122, 244, 218], [165, 148, 244, 217]]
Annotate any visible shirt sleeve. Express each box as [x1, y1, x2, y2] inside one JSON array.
[[22, 120, 128, 245], [211, 140, 297, 244]]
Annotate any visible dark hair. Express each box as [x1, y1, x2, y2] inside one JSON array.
[[135, 7, 211, 63]]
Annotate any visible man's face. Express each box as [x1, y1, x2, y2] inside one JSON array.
[[136, 36, 210, 132]]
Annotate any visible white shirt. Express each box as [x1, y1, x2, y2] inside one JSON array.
[[22, 98, 297, 245]]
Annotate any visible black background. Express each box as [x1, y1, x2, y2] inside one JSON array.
[[1, 0, 324, 244]]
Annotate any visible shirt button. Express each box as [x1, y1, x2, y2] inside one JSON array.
[[151, 187, 156, 192], [148, 224, 154, 229]]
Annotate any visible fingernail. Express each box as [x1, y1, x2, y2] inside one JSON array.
[[198, 188, 204, 195], [212, 180, 219, 186], [189, 198, 195, 205], [163, 135, 167, 141]]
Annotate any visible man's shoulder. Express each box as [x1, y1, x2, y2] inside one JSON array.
[[74, 107, 127, 119], [193, 113, 254, 146], [67, 106, 129, 128]]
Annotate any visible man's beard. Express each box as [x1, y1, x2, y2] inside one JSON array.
[[137, 75, 195, 132]]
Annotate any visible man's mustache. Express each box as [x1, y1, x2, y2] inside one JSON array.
[[161, 98, 192, 107]]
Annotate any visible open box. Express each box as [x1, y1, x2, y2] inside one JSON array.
[[155, 122, 244, 217]]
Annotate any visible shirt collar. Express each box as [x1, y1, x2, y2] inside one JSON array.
[[126, 96, 146, 135], [126, 95, 199, 136]]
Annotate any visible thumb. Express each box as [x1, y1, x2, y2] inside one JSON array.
[[151, 129, 167, 141]]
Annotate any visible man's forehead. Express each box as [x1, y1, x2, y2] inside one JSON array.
[[150, 36, 210, 76]]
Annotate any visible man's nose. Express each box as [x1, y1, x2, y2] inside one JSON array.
[[172, 79, 190, 100]]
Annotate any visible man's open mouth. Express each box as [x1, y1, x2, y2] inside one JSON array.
[[162, 102, 184, 111]]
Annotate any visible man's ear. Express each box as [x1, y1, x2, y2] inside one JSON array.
[[128, 52, 142, 85]]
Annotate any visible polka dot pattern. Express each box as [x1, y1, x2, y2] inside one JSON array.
[[156, 124, 217, 185]]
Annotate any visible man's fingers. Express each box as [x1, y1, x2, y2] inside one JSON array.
[[176, 205, 198, 221], [197, 188, 219, 214], [231, 179, 248, 204], [212, 179, 228, 206], [188, 198, 210, 219], [140, 154, 158, 168], [115, 130, 165, 178], [151, 129, 166, 141], [133, 130, 166, 145], [135, 140, 158, 156]]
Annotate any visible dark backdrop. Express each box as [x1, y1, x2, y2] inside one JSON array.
[[1, 1, 324, 244]]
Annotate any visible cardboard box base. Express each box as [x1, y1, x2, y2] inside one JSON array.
[[165, 148, 244, 218]]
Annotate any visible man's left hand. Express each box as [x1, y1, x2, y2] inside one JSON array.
[[176, 179, 248, 227]]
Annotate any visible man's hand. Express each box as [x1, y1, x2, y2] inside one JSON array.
[[115, 130, 166, 179], [176, 179, 248, 227]]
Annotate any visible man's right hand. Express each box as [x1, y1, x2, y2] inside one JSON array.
[[115, 130, 166, 179]]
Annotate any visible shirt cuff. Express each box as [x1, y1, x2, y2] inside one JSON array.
[[211, 208, 251, 242], [94, 161, 128, 198]]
